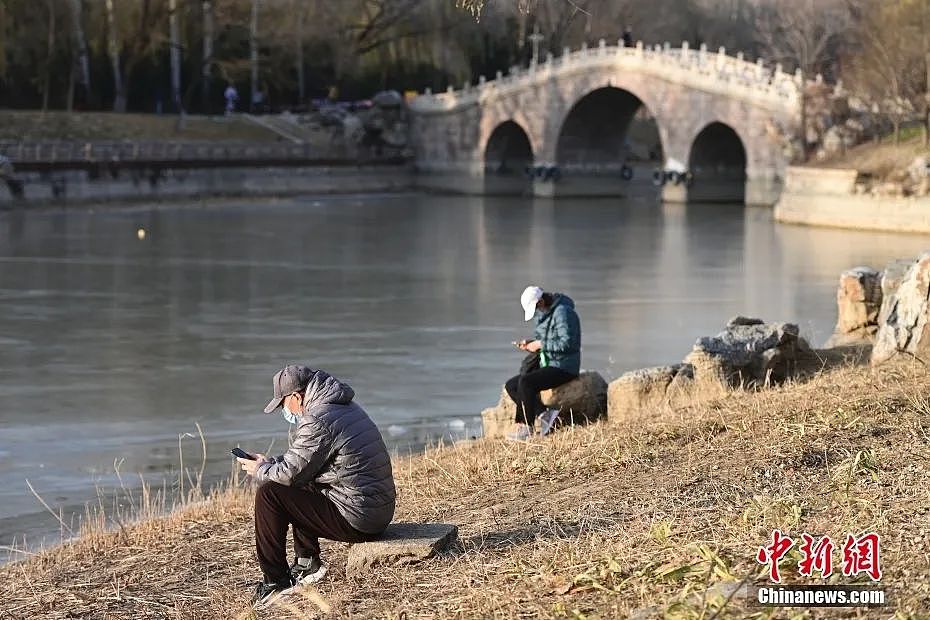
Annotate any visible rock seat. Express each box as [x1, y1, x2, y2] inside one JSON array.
[[346, 523, 459, 576], [480, 371, 608, 438]]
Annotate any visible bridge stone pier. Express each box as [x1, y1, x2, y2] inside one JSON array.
[[408, 40, 801, 206]]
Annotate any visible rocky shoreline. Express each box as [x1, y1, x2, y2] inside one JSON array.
[[482, 250, 930, 437]]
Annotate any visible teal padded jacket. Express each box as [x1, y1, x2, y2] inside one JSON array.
[[532, 293, 581, 375]]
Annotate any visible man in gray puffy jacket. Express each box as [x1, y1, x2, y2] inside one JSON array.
[[237, 364, 396, 606]]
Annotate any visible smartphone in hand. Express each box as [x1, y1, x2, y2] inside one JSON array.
[[231, 447, 256, 460]]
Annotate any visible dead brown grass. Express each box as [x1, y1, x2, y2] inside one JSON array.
[[812, 135, 929, 180], [2, 359, 930, 619]]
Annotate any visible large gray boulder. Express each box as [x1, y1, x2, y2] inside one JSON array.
[[607, 364, 693, 422], [826, 266, 882, 347], [684, 316, 811, 389], [346, 523, 458, 576], [480, 371, 608, 438], [872, 252, 930, 365]]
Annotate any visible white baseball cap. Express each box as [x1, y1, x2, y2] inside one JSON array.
[[520, 285, 544, 321]]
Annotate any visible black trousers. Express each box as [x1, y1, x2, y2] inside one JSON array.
[[505, 367, 577, 426], [254, 481, 372, 583]]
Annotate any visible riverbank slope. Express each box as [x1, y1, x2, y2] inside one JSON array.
[[2, 359, 929, 618]]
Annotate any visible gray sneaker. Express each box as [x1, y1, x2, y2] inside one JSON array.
[[291, 556, 328, 585], [505, 423, 533, 441], [538, 408, 560, 436], [252, 578, 296, 609]]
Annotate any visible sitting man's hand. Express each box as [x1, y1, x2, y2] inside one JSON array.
[[524, 340, 542, 353], [238, 453, 267, 477]]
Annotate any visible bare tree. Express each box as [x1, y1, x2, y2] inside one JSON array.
[[67, 0, 92, 109], [756, 0, 853, 77], [845, 0, 923, 145], [104, 0, 126, 111], [169, 0, 183, 112], [42, 0, 57, 111], [294, 0, 305, 104], [202, 0, 214, 113], [915, 0, 930, 144], [250, 0, 259, 111]]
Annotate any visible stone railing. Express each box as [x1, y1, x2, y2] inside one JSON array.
[[0, 140, 406, 167], [409, 40, 803, 115], [0, 141, 319, 164]]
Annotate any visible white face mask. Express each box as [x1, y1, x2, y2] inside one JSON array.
[[281, 403, 299, 425]]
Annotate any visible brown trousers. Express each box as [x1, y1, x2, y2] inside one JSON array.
[[254, 481, 371, 583]]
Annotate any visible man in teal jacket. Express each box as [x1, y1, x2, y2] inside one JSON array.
[[505, 285, 581, 440]]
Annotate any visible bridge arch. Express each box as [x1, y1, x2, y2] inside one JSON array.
[[484, 120, 534, 175], [555, 87, 663, 173], [687, 121, 747, 203]]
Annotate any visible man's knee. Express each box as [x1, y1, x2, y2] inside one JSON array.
[[505, 375, 521, 398], [518, 372, 542, 394], [255, 481, 283, 509]]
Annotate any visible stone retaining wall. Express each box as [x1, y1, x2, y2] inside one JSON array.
[[1, 164, 414, 207], [774, 165, 930, 233]]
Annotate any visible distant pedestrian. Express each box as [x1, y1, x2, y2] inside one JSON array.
[[505, 286, 582, 441], [252, 88, 265, 114], [224, 83, 239, 115], [622, 26, 634, 48]]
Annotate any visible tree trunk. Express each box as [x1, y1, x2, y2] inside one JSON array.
[[169, 0, 183, 113], [105, 0, 127, 112], [202, 0, 214, 114], [250, 0, 260, 112], [894, 119, 901, 145], [43, 0, 56, 111], [67, 64, 75, 112], [798, 77, 807, 162], [295, 0, 304, 105], [67, 0, 92, 105]]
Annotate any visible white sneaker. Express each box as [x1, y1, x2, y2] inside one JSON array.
[[538, 408, 560, 436], [505, 423, 533, 441]]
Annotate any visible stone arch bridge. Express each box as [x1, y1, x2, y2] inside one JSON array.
[[408, 40, 802, 206]]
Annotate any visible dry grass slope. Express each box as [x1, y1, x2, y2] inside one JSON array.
[[812, 135, 928, 180], [2, 359, 930, 619]]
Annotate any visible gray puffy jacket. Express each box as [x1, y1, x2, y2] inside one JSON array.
[[254, 370, 396, 534]]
